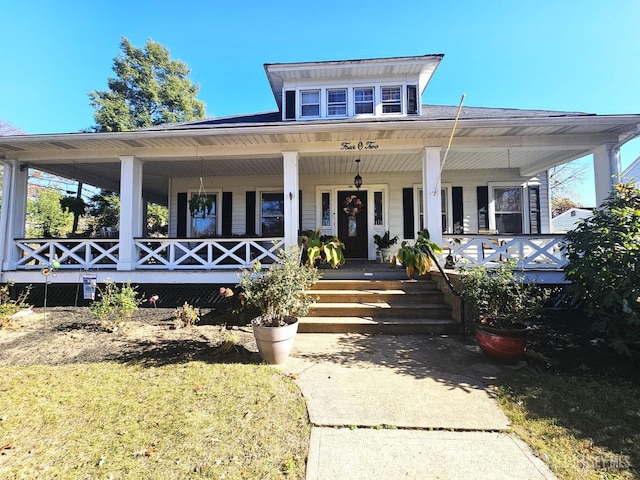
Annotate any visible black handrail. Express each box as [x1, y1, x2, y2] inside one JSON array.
[[426, 248, 467, 339]]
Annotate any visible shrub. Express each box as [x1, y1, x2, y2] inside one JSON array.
[[174, 302, 200, 328], [564, 182, 640, 356], [90, 280, 142, 331], [237, 246, 319, 327], [0, 282, 31, 328]]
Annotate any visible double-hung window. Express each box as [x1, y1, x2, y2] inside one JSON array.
[[354, 87, 374, 114], [301, 90, 320, 117], [381, 86, 402, 113], [493, 186, 523, 234], [327, 88, 347, 116], [261, 192, 284, 236], [190, 193, 218, 238]]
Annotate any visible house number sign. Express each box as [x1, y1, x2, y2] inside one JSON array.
[[340, 140, 379, 151]]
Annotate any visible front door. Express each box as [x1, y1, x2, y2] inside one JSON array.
[[338, 190, 368, 259]]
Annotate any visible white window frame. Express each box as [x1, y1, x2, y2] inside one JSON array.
[[354, 87, 375, 115], [381, 86, 402, 114], [257, 190, 285, 237], [300, 89, 321, 118], [187, 188, 222, 238], [326, 88, 347, 117], [488, 181, 532, 234], [414, 184, 452, 235]]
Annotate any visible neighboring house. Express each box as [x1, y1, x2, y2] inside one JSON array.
[[622, 157, 640, 188], [1, 54, 639, 286], [551, 207, 593, 233]]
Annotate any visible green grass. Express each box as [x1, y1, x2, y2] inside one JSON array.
[[496, 371, 640, 480], [0, 362, 310, 479]]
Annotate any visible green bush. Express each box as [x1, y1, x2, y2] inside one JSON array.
[[90, 280, 142, 331], [564, 182, 640, 356]]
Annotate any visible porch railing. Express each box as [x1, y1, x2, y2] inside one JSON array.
[[15, 238, 120, 270], [14, 237, 284, 271], [442, 234, 567, 269], [135, 238, 284, 270]]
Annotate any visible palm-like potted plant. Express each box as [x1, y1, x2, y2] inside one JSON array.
[[458, 262, 550, 362], [237, 246, 319, 364], [301, 230, 346, 269], [373, 231, 398, 263], [394, 229, 443, 277]]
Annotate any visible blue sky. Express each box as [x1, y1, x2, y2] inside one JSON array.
[[2, 0, 639, 206]]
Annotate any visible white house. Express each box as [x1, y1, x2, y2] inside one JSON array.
[[622, 156, 640, 187], [551, 207, 593, 233], [1, 54, 639, 287]]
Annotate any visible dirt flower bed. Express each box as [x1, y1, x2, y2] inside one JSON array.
[[0, 306, 259, 367]]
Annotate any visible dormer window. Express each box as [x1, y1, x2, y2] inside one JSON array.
[[327, 88, 347, 116], [354, 88, 374, 114], [301, 90, 320, 117], [381, 86, 402, 113]]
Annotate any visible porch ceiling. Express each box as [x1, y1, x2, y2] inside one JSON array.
[[3, 114, 639, 205]]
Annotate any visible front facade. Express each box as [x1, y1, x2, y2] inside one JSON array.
[[1, 54, 639, 286]]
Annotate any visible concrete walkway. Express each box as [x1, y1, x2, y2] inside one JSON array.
[[279, 333, 557, 480]]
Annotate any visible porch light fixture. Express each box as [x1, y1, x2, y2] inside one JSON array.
[[354, 159, 362, 190]]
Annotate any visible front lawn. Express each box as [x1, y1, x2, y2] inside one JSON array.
[[0, 361, 309, 479], [495, 311, 640, 479]]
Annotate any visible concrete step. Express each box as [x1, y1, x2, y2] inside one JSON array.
[[298, 316, 459, 334], [307, 302, 451, 319], [308, 289, 444, 304], [309, 279, 438, 291]]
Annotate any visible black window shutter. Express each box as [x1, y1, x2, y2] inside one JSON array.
[[285, 90, 296, 120], [246, 191, 256, 236], [528, 186, 541, 234], [402, 187, 415, 239], [177, 192, 187, 238], [407, 85, 418, 114], [477, 186, 489, 231], [222, 192, 232, 236], [452, 186, 463, 233]]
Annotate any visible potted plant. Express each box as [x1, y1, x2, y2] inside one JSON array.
[[373, 231, 398, 263], [189, 195, 213, 219], [237, 246, 319, 364], [458, 262, 550, 362], [394, 229, 443, 277], [301, 230, 346, 269]]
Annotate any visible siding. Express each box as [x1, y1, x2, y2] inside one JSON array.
[[168, 169, 551, 239]]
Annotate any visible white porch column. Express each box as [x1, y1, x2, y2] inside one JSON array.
[[117, 155, 144, 271], [282, 151, 300, 249], [593, 143, 621, 206], [0, 160, 28, 273], [422, 147, 443, 247]]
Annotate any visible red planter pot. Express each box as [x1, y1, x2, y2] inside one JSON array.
[[474, 322, 528, 363]]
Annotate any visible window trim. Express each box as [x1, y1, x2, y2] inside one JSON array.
[[381, 85, 402, 114], [187, 188, 222, 238], [353, 87, 375, 116], [300, 89, 321, 118], [487, 181, 537, 234], [326, 88, 347, 117], [414, 184, 452, 235], [256, 190, 285, 237]]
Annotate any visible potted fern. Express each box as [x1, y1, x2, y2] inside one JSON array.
[[237, 246, 319, 364], [373, 230, 398, 263]]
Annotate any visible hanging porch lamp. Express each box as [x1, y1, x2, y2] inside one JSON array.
[[354, 159, 363, 190]]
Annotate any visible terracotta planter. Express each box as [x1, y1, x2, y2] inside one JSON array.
[[252, 316, 299, 364], [474, 321, 528, 363]]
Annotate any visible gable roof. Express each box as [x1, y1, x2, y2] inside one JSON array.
[[622, 156, 640, 184]]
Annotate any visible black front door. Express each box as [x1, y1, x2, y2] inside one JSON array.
[[338, 191, 368, 259]]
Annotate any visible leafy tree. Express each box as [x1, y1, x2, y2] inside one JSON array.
[[551, 197, 580, 217], [564, 182, 640, 356], [549, 159, 588, 215], [88, 190, 120, 233], [89, 37, 206, 132], [147, 203, 168, 237], [27, 189, 73, 237]]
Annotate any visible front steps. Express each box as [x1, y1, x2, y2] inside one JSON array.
[[299, 278, 459, 334]]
